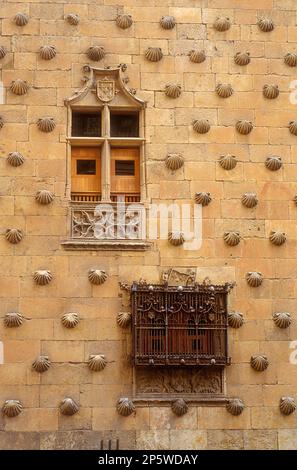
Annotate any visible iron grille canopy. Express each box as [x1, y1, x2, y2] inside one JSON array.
[[132, 281, 234, 367]]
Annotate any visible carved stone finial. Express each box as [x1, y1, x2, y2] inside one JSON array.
[[2, 400, 23, 417], [116, 398, 135, 416], [171, 399, 188, 416], [165, 153, 184, 171], [32, 356, 51, 373], [4, 312, 23, 328], [5, 228, 23, 244], [117, 312, 132, 328], [88, 269, 108, 285], [250, 354, 269, 372], [246, 272, 263, 287], [88, 354, 107, 372], [59, 398, 79, 416], [273, 312, 291, 329], [33, 270, 53, 286], [228, 312, 244, 328], [61, 312, 80, 328], [226, 398, 244, 416]]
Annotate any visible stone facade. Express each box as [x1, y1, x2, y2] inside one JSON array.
[[1, 0, 297, 450]]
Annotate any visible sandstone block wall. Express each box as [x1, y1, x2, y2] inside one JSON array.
[[1, 0, 297, 450]]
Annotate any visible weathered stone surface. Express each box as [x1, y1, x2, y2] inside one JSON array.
[[0, 432, 40, 450], [207, 430, 244, 450], [243, 430, 277, 450]]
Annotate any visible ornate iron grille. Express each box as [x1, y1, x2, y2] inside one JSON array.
[[132, 282, 233, 367]]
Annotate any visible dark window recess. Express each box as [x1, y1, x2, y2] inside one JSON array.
[[131, 281, 234, 367], [72, 112, 101, 137], [110, 112, 139, 137], [76, 159, 96, 175], [115, 160, 135, 176]]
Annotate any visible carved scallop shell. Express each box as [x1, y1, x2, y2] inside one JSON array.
[[60, 398, 79, 416], [213, 17, 231, 32], [160, 16, 176, 30], [273, 312, 291, 329], [35, 189, 54, 205], [284, 52, 297, 67], [7, 152, 25, 167], [87, 45, 105, 62], [0, 46, 6, 59], [164, 84, 181, 99], [265, 156, 282, 171], [145, 47, 163, 62], [171, 399, 188, 416], [117, 311, 132, 328], [4, 312, 23, 328], [37, 117, 56, 133], [195, 192, 212, 207], [280, 397, 296, 416], [88, 269, 108, 285], [116, 398, 135, 416], [226, 398, 244, 416], [10, 79, 29, 96], [116, 14, 133, 29], [165, 153, 184, 171], [242, 193, 258, 208], [257, 17, 274, 32], [246, 272, 263, 287], [289, 120, 297, 135], [5, 228, 23, 244], [66, 14, 80, 26], [2, 400, 23, 417], [39, 45, 57, 60], [269, 230, 287, 246], [61, 312, 80, 329], [14, 13, 29, 27], [193, 119, 210, 134], [219, 154, 237, 170], [33, 270, 53, 286], [88, 354, 107, 372], [32, 355, 51, 373], [168, 231, 185, 246], [189, 49, 206, 64], [236, 120, 253, 135], [228, 312, 244, 329], [263, 84, 279, 99], [234, 51, 250, 66], [250, 354, 269, 372], [224, 231, 241, 247], [216, 83, 233, 98], [0, 116, 4, 129]]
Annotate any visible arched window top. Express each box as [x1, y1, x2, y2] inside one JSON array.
[[64, 63, 146, 109]]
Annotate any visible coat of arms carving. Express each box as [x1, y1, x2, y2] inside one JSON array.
[[96, 78, 115, 102]]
